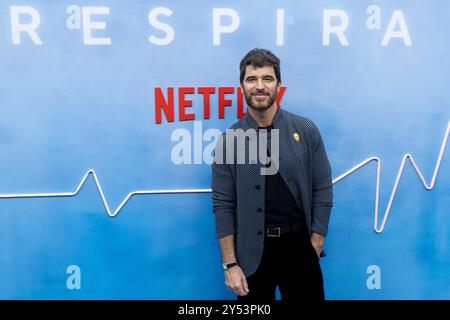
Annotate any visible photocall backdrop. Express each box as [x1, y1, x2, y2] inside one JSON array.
[[0, 0, 449, 299]]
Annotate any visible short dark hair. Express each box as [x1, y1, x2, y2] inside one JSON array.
[[239, 48, 281, 84]]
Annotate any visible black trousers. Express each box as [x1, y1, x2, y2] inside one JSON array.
[[237, 227, 325, 302]]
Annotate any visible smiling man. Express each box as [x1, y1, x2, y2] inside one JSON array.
[[212, 48, 333, 302]]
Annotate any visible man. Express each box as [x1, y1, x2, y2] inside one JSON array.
[[212, 48, 333, 301]]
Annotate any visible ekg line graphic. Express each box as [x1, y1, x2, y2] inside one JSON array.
[[0, 120, 448, 233]]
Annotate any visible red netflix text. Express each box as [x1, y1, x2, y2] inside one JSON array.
[[154, 86, 286, 124]]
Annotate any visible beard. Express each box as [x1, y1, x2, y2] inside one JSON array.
[[243, 89, 277, 112]]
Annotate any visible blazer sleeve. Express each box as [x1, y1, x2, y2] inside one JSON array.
[[211, 134, 237, 239], [310, 123, 334, 236]]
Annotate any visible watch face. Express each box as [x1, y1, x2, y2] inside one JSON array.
[[223, 262, 237, 270]]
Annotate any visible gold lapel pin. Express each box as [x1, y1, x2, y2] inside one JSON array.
[[293, 132, 300, 142]]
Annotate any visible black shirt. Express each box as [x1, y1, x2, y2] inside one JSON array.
[[259, 124, 305, 228]]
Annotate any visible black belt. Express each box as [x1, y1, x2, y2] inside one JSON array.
[[266, 222, 304, 237]]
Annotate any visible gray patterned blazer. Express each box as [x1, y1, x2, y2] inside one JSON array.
[[212, 107, 333, 276]]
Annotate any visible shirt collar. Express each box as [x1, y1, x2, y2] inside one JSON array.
[[244, 106, 283, 130]]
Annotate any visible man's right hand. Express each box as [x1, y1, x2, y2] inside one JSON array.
[[224, 265, 249, 296]]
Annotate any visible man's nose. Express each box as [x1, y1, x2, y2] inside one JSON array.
[[255, 78, 264, 89]]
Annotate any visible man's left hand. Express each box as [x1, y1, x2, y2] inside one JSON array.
[[311, 232, 325, 257]]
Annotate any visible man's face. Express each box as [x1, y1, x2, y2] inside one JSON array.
[[241, 65, 280, 112]]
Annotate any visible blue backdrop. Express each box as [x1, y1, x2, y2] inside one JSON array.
[[0, 0, 449, 299]]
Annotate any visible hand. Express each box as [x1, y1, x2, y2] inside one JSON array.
[[311, 232, 325, 258], [224, 265, 249, 296]]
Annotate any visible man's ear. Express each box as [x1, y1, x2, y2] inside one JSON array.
[[276, 80, 282, 93]]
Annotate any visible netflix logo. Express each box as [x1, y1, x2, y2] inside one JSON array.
[[154, 86, 286, 124]]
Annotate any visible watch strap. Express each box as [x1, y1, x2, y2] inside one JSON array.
[[222, 262, 238, 270]]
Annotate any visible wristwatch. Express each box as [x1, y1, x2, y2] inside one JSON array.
[[222, 262, 238, 270]]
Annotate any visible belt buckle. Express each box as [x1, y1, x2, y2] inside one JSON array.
[[266, 227, 281, 237]]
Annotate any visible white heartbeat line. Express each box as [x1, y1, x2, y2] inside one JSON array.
[[333, 120, 449, 233], [0, 120, 448, 233]]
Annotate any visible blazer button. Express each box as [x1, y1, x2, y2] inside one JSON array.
[[255, 185, 261, 190], [256, 208, 262, 213], [257, 231, 263, 235]]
